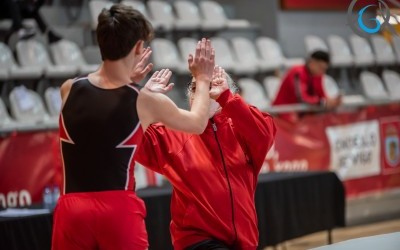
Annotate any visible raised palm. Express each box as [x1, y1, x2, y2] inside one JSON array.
[[130, 47, 153, 83], [144, 69, 174, 93], [209, 66, 229, 99]]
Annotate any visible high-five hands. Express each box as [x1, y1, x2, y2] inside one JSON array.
[[130, 47, 153, 83], [209, 66, 229, 100], [144, 69, 174, 94]]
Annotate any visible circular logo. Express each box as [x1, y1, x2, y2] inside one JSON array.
[[347, 0, 397, 37], [384, 125, 400, 167]]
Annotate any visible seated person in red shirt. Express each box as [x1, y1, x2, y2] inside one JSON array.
[[136, 66, 276, 250], [272, 50, 341, 122]]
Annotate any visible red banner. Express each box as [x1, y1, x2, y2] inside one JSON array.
[[263, 104, 400, 197], [0, 130, 61, 208], [1, 104, 400, 207], [281, 0, 380, 10]]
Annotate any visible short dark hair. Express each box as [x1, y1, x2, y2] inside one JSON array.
[[310, 50, 330, 64], [97, 4, 153, 61]]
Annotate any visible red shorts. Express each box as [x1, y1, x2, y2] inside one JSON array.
[[51, 190, 148, 250]]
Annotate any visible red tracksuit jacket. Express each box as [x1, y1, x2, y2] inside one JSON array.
[[136, 90, 276, 250], [272, 65, 326, 122]]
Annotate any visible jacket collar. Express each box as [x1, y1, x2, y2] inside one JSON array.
[[205, 112, 228, 133]]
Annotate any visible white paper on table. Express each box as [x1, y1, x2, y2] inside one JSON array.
[[0, 208, 50, 217]]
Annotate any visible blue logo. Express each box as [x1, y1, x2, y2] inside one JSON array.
[[358, 5, 381, 34], [348, 0, 399, 37]]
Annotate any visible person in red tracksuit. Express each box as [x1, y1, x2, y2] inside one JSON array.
[[272, 50, 341, 122], [136, 66, 276, 250]]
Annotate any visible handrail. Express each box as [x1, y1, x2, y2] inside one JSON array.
[[1, 99, 399, 134]]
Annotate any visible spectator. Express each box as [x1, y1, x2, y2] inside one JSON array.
[[1, 0, 62, 43], [0, 0, 36, 42], [272, 50, 341, 123]]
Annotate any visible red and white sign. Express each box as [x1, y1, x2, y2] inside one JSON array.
[[326, 120, 381, 180]]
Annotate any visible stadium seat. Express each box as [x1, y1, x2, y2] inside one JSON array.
[[360, 71, 389, 100], [44, 87, 62, 117], [50, 40, 99, 75], [147, 1, 175, 32], [327, 35, 354, 67], [322, 74, 340, 98], [16, 39, 77, 79], [263, 76, 281, 101], [370, 35, 396, 66], [121, 0, 163, 30], [0, 42, 42, 80], [150, 38, 187, 74], [199, 1, 250, 31], [382, 70, 400, 100], [9, 85, 52, 124], [304, 35, 329, 54], [237, 78, 269, 111], [89, 0, 113, 30], [209, 37, 236, 73], [349, 35, 375, 67], [173, 1, 201, 31], [230, 37, 260, 74], [256, 37, 305, 70], [121, 0, 149, 18], [177, 37, 197, 60], [322, 74, 366, 106]]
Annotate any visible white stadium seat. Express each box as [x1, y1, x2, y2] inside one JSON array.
[[9, 85, 52, 124], [349, 35, 375, 67], [327, 35, 354, 67], [44, 87, 62, 117], [199, 1, 250, 31], [50, 40, 99, 75], [16, 39, 77, 79], [382, 70, 400, 100], [360, 71, 389, 100], [89, 0, 113, 30], [263, 76, 282, 101], [150, 38, 187, 74], [0, 42, 42, 80], [370, 35, 396, 66], [237, 78, 269, 111], [147, 1, 175, 32], [256, 36, 305, 70], [304, 35, 329, 54]]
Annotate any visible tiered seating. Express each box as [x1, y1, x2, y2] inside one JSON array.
[[1, 0, 399, 132]]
